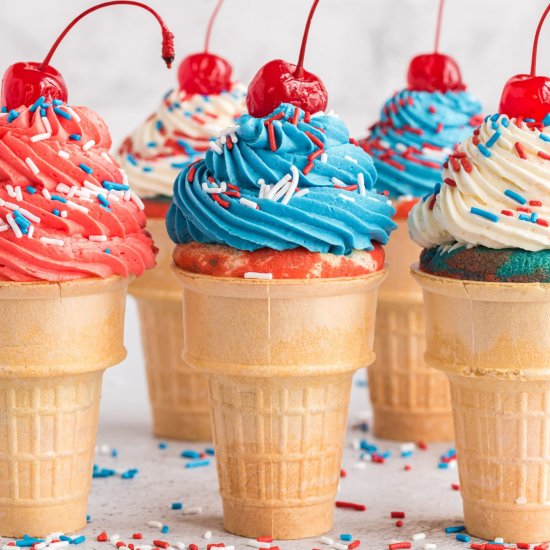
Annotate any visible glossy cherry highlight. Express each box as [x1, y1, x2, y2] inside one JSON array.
[[246, 0, 328, 118], [407, 0, 465, 93], [499, 3, 550, 121], [178, 0, 232, 95], [1, 1, 174, 111]]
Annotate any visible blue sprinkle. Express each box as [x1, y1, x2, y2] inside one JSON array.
[[519, 213, 531, 222], [52, 99, 63, 106], [484, 115, 491, 122], [72, 536, 86, 545], [105, 249, 111, 254], [97, 194, 109, 208], [127, 154, 138, 166], [438, 462, 449, 469], [147, 141, 158, 148], [16, 539, 44, 547], [205, 447, 215, 456], [491, 121, 499, 130], [477, 143, 492, 157], [159, 442, 168, 450], [470, 207, 499, 222], [181, 450, 201, 459], [102, 180, 129, 191], [202, 95, 210, 102], [163, 89, 173, 100], [171, 502, 183, 510], [486, 131, 501, 148], [42, 103, 51, 109], [111, 448, 118, 458], [29, 96, 45, 113], [543, 113, 550, 127], [1, 106, 7, 113], [40, 108, 48, 117], [142, 166, 153, 173], [171, 162, 188, 169], [53, 106, 72, 120], [340, 534, 352, 541], [401, 450, 413, 458], [195, 107, 203, 113], [502, 117, 509, 128], [69, 134, 82, 141], [177, 139, 192, 154], [490, 113, 500, 121], [540, 133, 550, 142], [381, 451, 391, 459], [525, 118, 535, 123], [172, 102, 181, 109], [79, 163, 93, 174], [445, 525, 466, 534], [26, 186, 36, 194], [504, 189, 527, 205], [532, 212, 539, 223], [184, 111, 192, 118], [52, 209, 61, 216], [8, 109, 20, 123], [86, 514, 91, 523], [51, 194, 67, 203], [60, 536, 72, 542], [161, 525, 169, 534], [433, 182, 441, 195], [185, 459, 211, 468], [155, 120, 164, 132], [456, 534, 470, 543]]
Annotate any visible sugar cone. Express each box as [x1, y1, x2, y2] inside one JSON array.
[[130, 218, 211, 441], [172, 266, 387, 540], [368, 220, 453, 441], [0, 276, 128, 537], [413, 267, 550, 543]]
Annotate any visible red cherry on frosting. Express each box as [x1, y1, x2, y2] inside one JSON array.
[[499, 5, 550, 121], [1, 61, 68, 111], [246, 0, 328, 118], [407, 53, 465, 93], [178, 53, 232, 95], [1, 1, 174, 111]]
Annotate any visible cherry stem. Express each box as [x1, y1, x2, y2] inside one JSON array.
[[40, 1, 175, 70], [295, 0, 320, 79], [434, 0, 445, 53], [531, 2, 550, 76], [204, 0, 224, 53]]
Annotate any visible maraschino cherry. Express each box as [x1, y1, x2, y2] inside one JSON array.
[[178, 0, 232, 95], [1, 1, 174, 111], [246, 0, 328, 118], [499, 3, 550, 121], [407, 0, 465, 93]]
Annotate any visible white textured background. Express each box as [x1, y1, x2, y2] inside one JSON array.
[[2, 0, 550, 426]]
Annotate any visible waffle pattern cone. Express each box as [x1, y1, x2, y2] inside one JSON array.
[[0, 277, 128, 537], [173, 265, 386, 540], [369, 222, 452, 442], [413, 268, 550, 543], [131, 218, 211, 441]]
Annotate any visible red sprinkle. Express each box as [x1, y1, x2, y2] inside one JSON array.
[[537, 218, 549, 227], [538, 151, 550, 160], [444, 178, 457, 187], [428, 194, 437, 211], [132, 534, 143, 540], [428, 105, 437, 114], [449, 156, 460, 172], [451, 483, 460, 490], [189, 546, 199, 550], [305, 131, 324, 150], [395, 520, 403, 527], [336, 500, 366, 511], [470, 115, 485, 126], [517, 207, 532, 213], [256, 538, 273, 543], [303, 162, 314, 175], [461, 157, 473, 173], [516, 544, 530, 549], [389, 543, 411, 550], [291, 107, 300, 126], [153, 542, 169, 550], [417, 441, 427, 450], [212, 194, 230, 209], [267, 123, 277, 152], [391, 511, 405, 518], [340, 469, 347, 478], [404, 464, 411, 471], [530, 200, 543, 206], [97, 533, 108, 543], [436, 122, 444, 133], [115, 543, 126, 549], [348, 542, 361, 550], [535, 544, 550, 550], [128, 545, 135, 550], [207, 545, 225, 549], [515, 142, 528, 159]]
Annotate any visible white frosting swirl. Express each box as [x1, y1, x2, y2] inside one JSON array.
[[118, 83, 247, 198], [409, 114, 550, 251]]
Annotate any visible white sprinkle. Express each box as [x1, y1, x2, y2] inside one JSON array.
[[42, 188, 51, 199], [246, 542, 270, 549], [358, 173, 366, 196], [182, 507, 202, 515], [58, 150, 70, 159], [6, 214, 22, 238], [202, 182, 225, 194], [40, 237, 65, 247], [424, 544, 437, 550], [281, 165, 300, 205], [516, 496, 527, 505], [294, 188, 309, 198], [65, 105, 81, 122], [89, 235, 108, 242], [449, 460, 457, 469], [19, 208, 40, 223], [60, 210, 68, 218], [6, 184, 15, 197], [331, 177, 345, 186], [320, 536, 334, 545], [56, 183, 71, 194], [41, 116, 52, 134], [68, 186, 77, 198], [400, 442, 415, 452], [320, 153, 328, 163], [31, 132, 51, 142], [3, 200, 19, 211], [130, 191, 145, 211], [209, 140, 223, 155], [332, 544, 348, 550], [174, 544, 186, 550], [266, 174, 291, 200], [83, 140, 95, 151], [109, 535, 120, 543], [34, 543, 47, 550], [412, 533, 426, 541], [344, 155, 358, 164], [121, 169, 129, 186], [203, 531, 212, 540], [48, 543, 70, 549], [494, 538, 504, 544], [244, 272, 273, 280], [339, 193, 355, 202], [219, 134, 227, 145], [147, 520, 162, 528], [240, 198, 258, 209], [15, 186, 23, 202], [83, 180, 103, 193], [0, 223, 9, 233], [102, 152, 114, 164], [107, 192, 120, 202], [25, 157, 40, 174], [67, 200, 89, 214], [27, 225, 35, 239]]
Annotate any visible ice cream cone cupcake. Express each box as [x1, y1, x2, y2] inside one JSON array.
[[0, 3, 167, 536], [120, 0, 246, 441], [409, 4, 550, 541], [360, 0, 482, 442], [167, 0, 396, 539]]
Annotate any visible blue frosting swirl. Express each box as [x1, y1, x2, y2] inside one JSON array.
[[362, 90, 482, 198], [167, 103, 396, 255]]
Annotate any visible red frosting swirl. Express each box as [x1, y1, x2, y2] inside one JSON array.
[[0, 101, 156, 282]]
